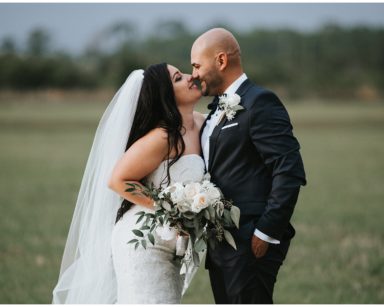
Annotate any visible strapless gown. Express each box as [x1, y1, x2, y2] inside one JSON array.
[[111, 154, 205, 304]]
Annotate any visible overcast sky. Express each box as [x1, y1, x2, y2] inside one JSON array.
[[1, 3, 384, 54]]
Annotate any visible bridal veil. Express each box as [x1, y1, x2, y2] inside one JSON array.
[[52, 70, 144, 303]]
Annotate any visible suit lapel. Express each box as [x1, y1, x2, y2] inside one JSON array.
[[235, 78, 252, 97], [208, 112, 227, 171], [208, 79, 253, 171]]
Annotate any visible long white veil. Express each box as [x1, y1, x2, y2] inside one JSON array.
[[52, 70, 144, 303]]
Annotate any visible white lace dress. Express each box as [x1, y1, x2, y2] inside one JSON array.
[[111, 154, 205, 304]]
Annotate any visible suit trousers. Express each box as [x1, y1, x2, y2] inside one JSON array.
[[208, 238, 291, 304]]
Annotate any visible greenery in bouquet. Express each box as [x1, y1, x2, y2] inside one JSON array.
[[125, 174, 241, 266]]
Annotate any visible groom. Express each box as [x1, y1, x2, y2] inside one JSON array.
[[191, 28, 306, 304]]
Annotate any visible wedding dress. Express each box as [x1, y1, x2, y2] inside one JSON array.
[[52, 70, 206, 304], [111, 154, 205, 304]]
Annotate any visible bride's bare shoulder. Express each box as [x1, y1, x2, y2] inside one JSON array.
[[133, 127, 168, 155], [146, 127, 168, 140]]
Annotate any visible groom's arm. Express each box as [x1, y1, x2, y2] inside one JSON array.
[[249, 91, 306, 241]]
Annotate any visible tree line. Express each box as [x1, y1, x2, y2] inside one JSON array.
[[1, 21, 383, 100]]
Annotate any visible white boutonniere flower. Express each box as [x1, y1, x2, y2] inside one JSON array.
[[218, 93, 244, 121]]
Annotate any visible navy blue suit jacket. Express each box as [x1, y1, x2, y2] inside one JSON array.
[[201, 79, 306, 243]]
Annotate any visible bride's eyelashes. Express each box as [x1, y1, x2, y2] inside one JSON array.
[[174, 74, 182, 82]]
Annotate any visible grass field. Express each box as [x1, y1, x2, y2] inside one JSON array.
[[0, 95, 383, 303]]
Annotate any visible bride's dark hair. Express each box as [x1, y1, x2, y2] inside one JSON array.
[[116, 63, 186, 222]]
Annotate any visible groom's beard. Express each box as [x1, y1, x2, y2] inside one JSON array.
[[201, 70, 223, 97]]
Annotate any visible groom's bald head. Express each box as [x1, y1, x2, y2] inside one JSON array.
[[192, 28, 242, 68], [191, 28, 243, 96]]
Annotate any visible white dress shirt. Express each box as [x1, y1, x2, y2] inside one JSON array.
[[201, 73, 280, 245]]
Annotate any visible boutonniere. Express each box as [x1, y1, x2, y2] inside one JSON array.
[[218, 93, 244, 121]]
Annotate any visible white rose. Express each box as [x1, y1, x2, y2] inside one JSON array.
[[169, 182, 185, 203], [184, 182, 201, 200], [206, 186, 221, 201], [156, 225, 177, 241], [191, 193, 209, 213], [226, 93, 241, 107], [176, 201, 192, 213], [219, 94, 243, 121], [201, 180, 213, 189]]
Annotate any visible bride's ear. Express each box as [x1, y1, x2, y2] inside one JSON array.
[[215, 52, 228, 71]]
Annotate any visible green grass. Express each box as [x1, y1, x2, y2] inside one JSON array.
[[1, 97, 383, 303]]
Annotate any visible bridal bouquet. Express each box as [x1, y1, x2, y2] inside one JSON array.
[[126, 174, 240, 268]]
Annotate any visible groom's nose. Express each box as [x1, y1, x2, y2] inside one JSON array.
[[191, 68, 199, 80]]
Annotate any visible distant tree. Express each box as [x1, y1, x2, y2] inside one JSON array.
[[1, 21, 383, 99], [153, 20, 190, 39], [1, 37, 17, 54], [86, 21, 137, 54], [27, 28, 51, 56], [109, 21, 137, 44]]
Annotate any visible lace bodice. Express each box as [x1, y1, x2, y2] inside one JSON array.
[[145, 154, 205, 188]]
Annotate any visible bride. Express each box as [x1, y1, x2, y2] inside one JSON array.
[[52, 63, 206, 303]]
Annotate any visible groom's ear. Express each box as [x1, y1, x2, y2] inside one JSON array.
[[216, 52, 228, 71]]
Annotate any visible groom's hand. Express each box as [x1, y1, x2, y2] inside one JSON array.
[[251, 235, 269, 258]]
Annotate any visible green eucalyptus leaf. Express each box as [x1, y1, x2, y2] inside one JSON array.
[[162, 201, 172, 211], [203, 209, 211, 221], [233, 105, 244, 111], [136, 214, 145, 224], [127, 239, 138, 244], [134, 242, 139, 250], [223, 230, 237, 250], [183, 211, 195, 220], [196, 226, 204, 239], [148, 233, 155, 245], [194, 237, 207, 253], [132, 229, 144, 237], [230, 206, 241, 229], [223, 209, 232, 223], [208, 205, 216, 221], [145, 213, 155, 219], [192, 250, 200, 266], [141, 240, 147, 249]]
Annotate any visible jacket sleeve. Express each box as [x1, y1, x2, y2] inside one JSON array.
[[249, 91, 306, 240]]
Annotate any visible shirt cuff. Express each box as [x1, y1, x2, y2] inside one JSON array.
[[254, 229, 280, 244]]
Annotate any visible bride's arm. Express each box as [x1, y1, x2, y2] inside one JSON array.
[[108, 128, 168, 209]]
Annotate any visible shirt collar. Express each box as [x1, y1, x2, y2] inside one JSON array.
[[223, 73, 247, 96]]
